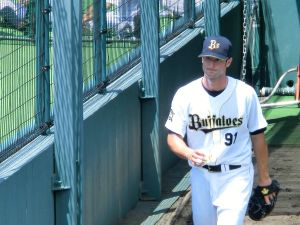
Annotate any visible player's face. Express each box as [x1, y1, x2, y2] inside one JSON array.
[[201, 56, 232, 81]]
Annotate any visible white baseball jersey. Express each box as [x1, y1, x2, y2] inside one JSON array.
[[165, 76, 267, 166]]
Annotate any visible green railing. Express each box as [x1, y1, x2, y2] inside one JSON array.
[[0, 0, 207, 162]]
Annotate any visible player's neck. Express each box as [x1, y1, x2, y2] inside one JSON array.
[[202, 75, 228, 91]]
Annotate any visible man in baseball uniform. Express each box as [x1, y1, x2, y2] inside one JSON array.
[[165, 35, 274, 225]]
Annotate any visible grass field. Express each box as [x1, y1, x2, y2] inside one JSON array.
[[0, 2, 181, 154], [0, 29, 141, 151], [0, 38, 37, 150]]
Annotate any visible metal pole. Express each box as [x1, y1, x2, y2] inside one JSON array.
[[35, 0, 43, 126], [184, 0, 195, 26], [203, 0, 220, 36], [44, 0, 51, 127], [140, 0, 161, 200], [52, 0, 83, 224], [93, 0, 107, 85], [36, 0, 51, 131], [261, 100, 300, 109]]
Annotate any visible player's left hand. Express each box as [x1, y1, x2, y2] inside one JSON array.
[[248, 179, 280, 221], [258, 178, 273, 204], [263, 192, 276, 205], [258, 178, 279, 205]]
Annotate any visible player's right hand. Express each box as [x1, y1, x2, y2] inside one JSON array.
[[187, 149, 207, 167]]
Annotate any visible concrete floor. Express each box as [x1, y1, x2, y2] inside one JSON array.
[[156, 146, 300, 225], [119, 145, 300, 225]]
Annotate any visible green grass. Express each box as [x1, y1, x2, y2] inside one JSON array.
[[0, 40, 37, 147], [0, 11, 178, 150], [0, 27, 25, 37], [0, 36, 140, 147]]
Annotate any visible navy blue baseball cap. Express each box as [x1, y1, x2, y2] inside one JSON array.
[[198, 35, 232, 60]]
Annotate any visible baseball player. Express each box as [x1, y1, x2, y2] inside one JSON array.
[[165, 35, 275, 225]]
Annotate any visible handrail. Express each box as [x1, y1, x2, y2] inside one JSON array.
[[260, 67, 297, 104]]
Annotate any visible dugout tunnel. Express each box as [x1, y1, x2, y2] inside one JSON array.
[[0, 1, 299, 225]]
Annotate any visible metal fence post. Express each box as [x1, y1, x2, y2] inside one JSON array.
[[43, 0, 51, 124], [140, 0, 161, 200], [184, 0, 196, 26], [36, 0, 51, 130], [203, 0, 220, 36], [52, 0, 83, 225], [93, 0, 107, 86]]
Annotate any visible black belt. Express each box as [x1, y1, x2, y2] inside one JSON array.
[[202, 164, 241, 172]]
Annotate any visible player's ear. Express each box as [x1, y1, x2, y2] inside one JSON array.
[[225, 57, 232, 67]]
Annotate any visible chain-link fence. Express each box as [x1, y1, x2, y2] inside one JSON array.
[[0, 0, 208, 162]]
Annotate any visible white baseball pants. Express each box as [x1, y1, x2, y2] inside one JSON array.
[[191, 164, 254, 225]]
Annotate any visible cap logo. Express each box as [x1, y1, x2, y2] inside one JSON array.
[[208, 40, 220, 50]]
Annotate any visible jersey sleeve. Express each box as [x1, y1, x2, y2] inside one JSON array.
[[165, 88, 189, 137], [247, 88, 268, 133]]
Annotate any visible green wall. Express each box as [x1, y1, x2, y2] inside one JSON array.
[[0, 138, 54, 225], [260, 0, 300, 88], [82, 82, 141, 225]]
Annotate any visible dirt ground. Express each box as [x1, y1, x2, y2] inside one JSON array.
[[156, 146, 300, 225], [244, 215, 300, 225], [157, 193, 300, 225]]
